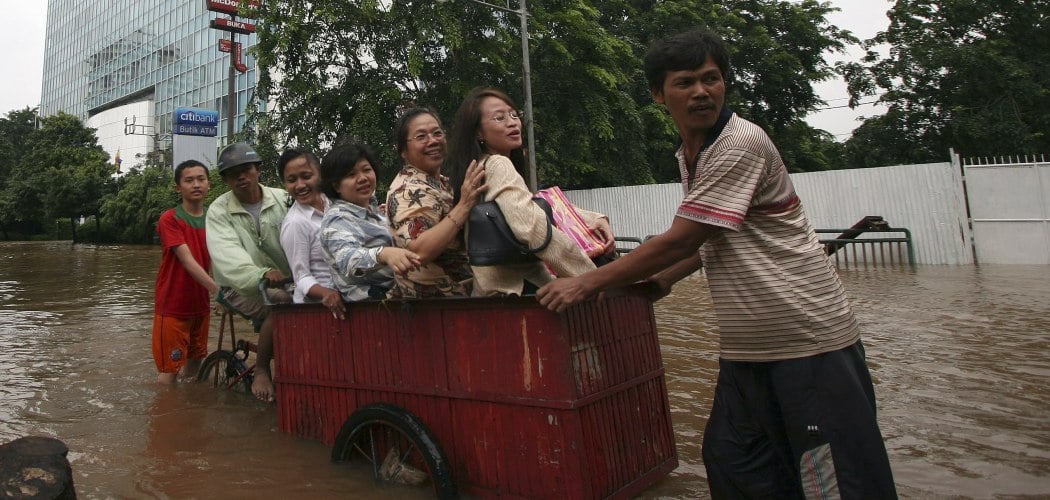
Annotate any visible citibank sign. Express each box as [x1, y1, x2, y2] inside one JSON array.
[[174, 108, 219, 126], [173, 107, 219, 137]]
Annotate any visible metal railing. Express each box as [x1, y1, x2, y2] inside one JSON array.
[[613, 217, 915, 269], [614, 235, 654, 256], [817, 227, 915, 268]]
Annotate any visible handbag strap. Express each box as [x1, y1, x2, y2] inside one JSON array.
[[485, 198, 553, 255], [476, 155, 553, 255]]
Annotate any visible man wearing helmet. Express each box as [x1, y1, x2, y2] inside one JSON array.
[[206, 142, 291, 402]]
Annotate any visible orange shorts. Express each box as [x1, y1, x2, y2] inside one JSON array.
[[152, 314, 210, 374]]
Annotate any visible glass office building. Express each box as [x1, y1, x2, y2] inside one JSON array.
[[40, 0, 259, 167]]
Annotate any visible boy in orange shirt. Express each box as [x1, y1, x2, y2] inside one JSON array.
[[152, 159, 219, 383]]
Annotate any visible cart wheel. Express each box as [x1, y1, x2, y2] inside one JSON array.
[[331, 403, 456, 499], [196, 350, 252, 394]]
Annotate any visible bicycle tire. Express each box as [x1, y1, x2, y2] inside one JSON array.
[[196, 350, 252, 394], [331, 403, 457, 499]]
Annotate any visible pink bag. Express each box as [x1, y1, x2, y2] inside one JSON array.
[[535, 186, 611, 259]]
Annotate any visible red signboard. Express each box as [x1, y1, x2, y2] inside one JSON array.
[[233, 42, 247, 73], [210, 17, 257, 35], [206, 0, 261, 16], [218, 38, 232, 53]]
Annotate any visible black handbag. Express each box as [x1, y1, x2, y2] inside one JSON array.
[[468, 197, 554, 266]]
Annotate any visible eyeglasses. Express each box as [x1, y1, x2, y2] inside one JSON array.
[[411, 129, 446, 143], [489, 111, 522, 124]]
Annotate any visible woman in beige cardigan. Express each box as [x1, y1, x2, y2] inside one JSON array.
[[447, 87, 614, 296]]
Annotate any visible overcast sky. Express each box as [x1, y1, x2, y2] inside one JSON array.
[[0, 1, 891, 139], [1, 3, 48, 115]]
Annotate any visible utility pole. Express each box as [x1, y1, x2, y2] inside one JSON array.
[[208, 1, 260, 142], [227, 17, 236, 142], [438, 0, 537, 190]]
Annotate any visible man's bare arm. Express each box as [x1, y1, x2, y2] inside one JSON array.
[[647, 251, 704, 300], [538, 216, 718, 312]]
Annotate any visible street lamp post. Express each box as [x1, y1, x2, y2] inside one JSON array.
[[439, 0, 537, 191]]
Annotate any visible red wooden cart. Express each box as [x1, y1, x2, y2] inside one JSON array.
[[271, 284, 677, 499]]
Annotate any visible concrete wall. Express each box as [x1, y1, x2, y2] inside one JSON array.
[[86, 100, 154, 174]]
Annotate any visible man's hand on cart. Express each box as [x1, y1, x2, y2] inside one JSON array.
[[537, 276, 599, 313], [263, 268, 288, 285], [259, 272, 294, 306], [643, 276, 673, 301]]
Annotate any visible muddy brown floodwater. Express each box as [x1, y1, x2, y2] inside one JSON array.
[[1, 241, 1049, 498]]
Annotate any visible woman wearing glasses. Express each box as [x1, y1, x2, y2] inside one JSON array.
[[447, 87, 608, 296], [386, 107, 487, 298]]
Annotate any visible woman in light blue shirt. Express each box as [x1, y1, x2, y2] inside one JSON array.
[[319, 142, 421, 301]]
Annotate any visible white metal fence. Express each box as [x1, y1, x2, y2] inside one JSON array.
[[563, 152, 1050, 265], [962, 155, 1050, 265]]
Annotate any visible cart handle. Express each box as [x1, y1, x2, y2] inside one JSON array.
[[258, 277, 294, 307]]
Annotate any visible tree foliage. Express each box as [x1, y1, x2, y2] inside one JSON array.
[[250, 0, 855, 187], [27, 113, 115, 242], [0, 108, 39, 238], [0, 111, 116, 242], [843, 0, 1050, 163], [99, 165, 178, 243]]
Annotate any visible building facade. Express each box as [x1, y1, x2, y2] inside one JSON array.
[[40, 0, 258, 169]]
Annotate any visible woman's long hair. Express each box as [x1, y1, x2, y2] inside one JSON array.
[[446, 87, 528, 203]]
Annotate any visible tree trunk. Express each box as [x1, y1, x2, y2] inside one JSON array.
[[69, 217, 77, 244], [95, 212, 101, 243]]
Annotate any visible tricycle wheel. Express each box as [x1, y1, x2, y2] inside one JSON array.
[[196, 350, 252, 394], [331, 403, 456, 499]]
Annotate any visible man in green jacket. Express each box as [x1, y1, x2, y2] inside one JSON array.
[[206, 142, 291, 402]]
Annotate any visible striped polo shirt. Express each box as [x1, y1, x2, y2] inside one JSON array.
[[676, 111, 860, 361]]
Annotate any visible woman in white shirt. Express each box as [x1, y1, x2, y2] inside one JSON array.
[[278, 149, 345, 318]]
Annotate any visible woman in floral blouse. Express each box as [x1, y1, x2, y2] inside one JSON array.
[[385, 108, 487, 298]]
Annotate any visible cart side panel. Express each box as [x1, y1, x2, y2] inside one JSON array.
[[566, 294, 664, 397], [579, 376, 679, 499], [446, 401, 585, 499], [279, 385, 359, 445], [274, 306, 357, 443], [275, 302, 455, 446], [347, 303, 450, 393], [274, 288, 678, 498], [443, 300, 578, 402], [446, 377, 677, 499]]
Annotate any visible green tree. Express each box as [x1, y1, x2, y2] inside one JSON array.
[[19, 113, 114, 243], [250, 0, 857, 188], [843, 107, 940, 168], [842, 0, 1050, 164], [100, 165, 178, 243], [0, 108, 41, 238], [612, 0, 856, 175]]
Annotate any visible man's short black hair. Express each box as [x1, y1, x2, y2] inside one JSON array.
[[174, 159, 208, 184], [644, 27, 731, 92]]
